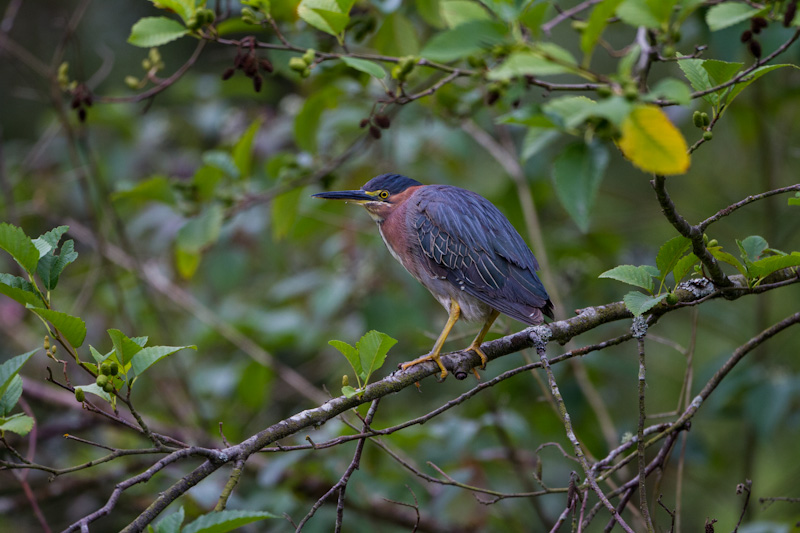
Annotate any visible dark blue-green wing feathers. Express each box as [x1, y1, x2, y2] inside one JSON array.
[[413, 186, 554, 324]]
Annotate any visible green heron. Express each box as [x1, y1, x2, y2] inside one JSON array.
[[313, 173, 553, 379]]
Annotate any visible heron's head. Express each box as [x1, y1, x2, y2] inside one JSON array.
[[312, 173, 423, 222]]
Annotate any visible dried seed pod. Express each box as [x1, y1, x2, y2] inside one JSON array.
[[785, 0, 797, 27], [369, 125, 382, 139], [71, 93, 81, 109], [359, 118, 370, 128], [740, 30, 752, 43], [748, 39, 762, 58], [259, 58, 274, 73], [373, 114, 391, 129], [253, 73, 263, 92], [222, 67, 235, 80], [78, 108, 87, 122], [750, 16, 768, 33], [485, 89, 500, 106]]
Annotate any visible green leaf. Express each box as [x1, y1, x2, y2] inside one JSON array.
[[0, 413, 34, 436], [149, 0, 195, 24], [706, 3, 765, 31], [108, 329, 144, 366], [616, 0, 665, 29], [342, 385, 360, 398], [131, 345, 196, 376], [673, 252, 698, 283], [708, 247, 747, 275], [0, 375, 23, 417], [618, 104, 690, 175], [232, 120, 262, 180], [518, 2, 549, 38], [202, 151, 240, 179], [624, 291, 669, 316], [551, 141, 609, 233], [181, 510, 277, 533], [75, 383, 113, 403], [488, 45, 578, 80], [113, 176, 176, 206], [748, 254, 800, 280], [128, 17, 189, 48], [297, 0, 355, 37], [738, 235, 768, 263], [725, 64, 800, 109], [0, 273, 42, 307], [357, 330, 397, 379], [656, 236, 692, 281], [271, 187, 303, 241], [176, 204, 225, 253], [89, 345, 111, 364], [440, 0, 491, 27], [0, 350, 34, 406], [599, 265, 656, 292], [27, 307, 87, 348], [329, 339, 363, 379], [542, 96, 597, 128], [153, 506, 185, 533], [340, 57, 385, 79], [702, 59, 743, 89], [646, 77, 692, 106], [678, 58, 715, 104], [0, 223, 39, 274], [175, 248, 202, 280], [522, 127, 560, 161], [677, 0, 706, 23], [581, 0, 624, 66], [372, 13, 420, 56], [421, 20, 507, 62], [37, 240, 78, 290], [32, 226, 69, 258], [789, 193, 800, 207]]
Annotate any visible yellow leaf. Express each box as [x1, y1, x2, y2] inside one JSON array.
[[618, 105, 690, 175]]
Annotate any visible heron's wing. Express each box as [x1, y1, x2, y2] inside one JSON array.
[[414, 186, 553, 324]]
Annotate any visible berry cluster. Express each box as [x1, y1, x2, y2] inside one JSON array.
[[70, 83, 93, 123], [359, 113, 391, 139], [741, 16, 769, 58], [288, 49, 316, 79], [222, 37, 273, 93]]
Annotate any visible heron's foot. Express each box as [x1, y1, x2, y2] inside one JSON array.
[[467, 343, 489, 369], [400, 353, 448, 380], [466, 343, 489, 379]]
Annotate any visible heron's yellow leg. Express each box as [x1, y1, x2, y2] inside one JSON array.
[[401, 299, 461, 379], [467, 309, 500, 378]]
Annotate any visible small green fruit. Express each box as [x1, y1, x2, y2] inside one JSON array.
[[707, 239, 718, 247], [75, 389, 85, 402], [703, 130, 713, 141], [103, 382, 114, 393], [623, 84, 639, 101], [100, 362, 111, 375], [96, 375, 108, 387], [342, 375, 349, 387], [302, 49, 316, 65], [692, 111, 704, 128], [596, 85, 613, 98], [666, 293, 679, 305], [289, 57, 308, 71], [109, 362, 119, 376]]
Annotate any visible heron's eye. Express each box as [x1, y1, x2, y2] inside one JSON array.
[[379, 190, 389, 199]]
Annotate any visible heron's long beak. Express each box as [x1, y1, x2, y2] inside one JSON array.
[[312, 190, 375, 203]]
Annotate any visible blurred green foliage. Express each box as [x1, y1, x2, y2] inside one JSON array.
[[1, 0, 800, 531]]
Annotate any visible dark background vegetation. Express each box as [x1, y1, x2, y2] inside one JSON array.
[[1, 0, 799, 531]]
